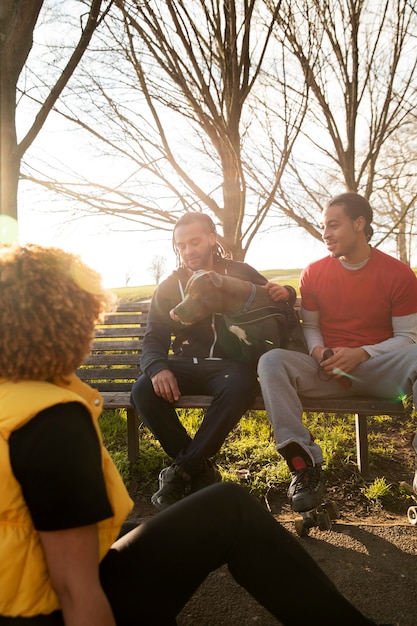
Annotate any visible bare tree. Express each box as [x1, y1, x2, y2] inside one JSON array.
[[266, 0, 417, 249], [18, 0, 417, 263], [124, 264, 136, 286], [26, 0, 305, 260], [373, 125, 417, 264], [148, 254, 166, 285], [0, 0, 111, 223]]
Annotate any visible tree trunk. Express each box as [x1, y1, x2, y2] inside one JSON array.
[[221, 149, 245, 260], [396, 225, 409, 265], [0, 0, 43, 220], [0, 80, 20, 220], [0, 0, 104, 224]]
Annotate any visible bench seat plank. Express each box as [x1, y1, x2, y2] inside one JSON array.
[[76, 368, 140, 382], [98, 391, 406, 415]]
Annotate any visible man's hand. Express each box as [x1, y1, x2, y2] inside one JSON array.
[[151, 369, 181, 402], [265, 281, 291, 302], [320, 347, 369, 377], [312, 346, 326, 364]]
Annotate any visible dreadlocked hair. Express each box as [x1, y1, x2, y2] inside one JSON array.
[[172, 211, 231, 267]]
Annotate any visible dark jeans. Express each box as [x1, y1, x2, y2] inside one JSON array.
[[131, 358, 258, 475], [99, 483, 375, 626]]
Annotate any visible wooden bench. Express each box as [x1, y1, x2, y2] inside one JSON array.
[[76, 299, 409, 478]]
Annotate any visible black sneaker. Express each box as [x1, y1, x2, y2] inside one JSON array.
[[151, 463, 190, 511], [190, 460, 222, 494], [412, 432, 417, 494], [287, 465, 325, 513]]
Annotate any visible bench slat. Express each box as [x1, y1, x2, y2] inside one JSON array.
[[89, 340, 143, 351], [110, 301, 150, 313], [299, 396, 406, 415], [89, 382, 136, 392], [100, 313, 149, 325], [98, 393, 406, 415], [77, 367, 140, 381], [83, 354, 139, 366], [94, 327, 147, 339]]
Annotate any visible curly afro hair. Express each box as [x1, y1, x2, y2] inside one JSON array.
[[0, 244, 112, 381]]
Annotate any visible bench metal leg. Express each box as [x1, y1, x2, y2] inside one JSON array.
[[126, 407, 139, 463], [355, 413, 370, 479]]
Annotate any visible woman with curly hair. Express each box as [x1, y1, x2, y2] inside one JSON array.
[[0, 244, 384, 626]]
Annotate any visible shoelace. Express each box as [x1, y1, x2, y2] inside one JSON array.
[[293, 468, 320, 494]]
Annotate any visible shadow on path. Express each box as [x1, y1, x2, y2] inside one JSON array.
[[177, 521, 416, 626]]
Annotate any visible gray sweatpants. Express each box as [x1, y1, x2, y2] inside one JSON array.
[[257, 344, 417, 465]]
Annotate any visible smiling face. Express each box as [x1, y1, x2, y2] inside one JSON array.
[[321, 203, 370, 263], [173, 221, 217, 271]]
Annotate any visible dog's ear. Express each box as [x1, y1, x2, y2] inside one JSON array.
[[207, 271, 223, 287], [185, 270, 206, 291]]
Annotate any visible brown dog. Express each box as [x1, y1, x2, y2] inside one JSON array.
[[170, 270, 304, 368]]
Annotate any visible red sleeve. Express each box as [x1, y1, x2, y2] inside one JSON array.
[[299, 264, 319, 311], [390, 263, 417, 317]]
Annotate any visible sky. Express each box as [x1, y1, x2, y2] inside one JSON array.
[[16, 186, 416, 289], [12, 114, 412, 289], [15, 197, 325, 288], [10, 4, 414, 288], [13, 117, 410, 288], [13, 108, 327, 288]]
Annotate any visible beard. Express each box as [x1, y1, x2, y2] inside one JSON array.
[[184, 246, 213, 271]]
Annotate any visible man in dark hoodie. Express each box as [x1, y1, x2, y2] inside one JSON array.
[[131, 212, 295, 510]]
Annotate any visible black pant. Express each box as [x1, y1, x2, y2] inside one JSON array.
[[131, 358, 258, 475], [2, 484, 376, 626], [99, 483, 376, 626]]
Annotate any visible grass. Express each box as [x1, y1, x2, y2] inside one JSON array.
[[361, 477, 392, 508], [99, 404, 416, 519], [111, 284, 156, 301], [109, 269, 303, 302]]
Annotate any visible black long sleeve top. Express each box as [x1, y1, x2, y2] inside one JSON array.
[[140, 258, 296, 379]]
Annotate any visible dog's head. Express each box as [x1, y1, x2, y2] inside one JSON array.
[[170, 270, 225, 324]]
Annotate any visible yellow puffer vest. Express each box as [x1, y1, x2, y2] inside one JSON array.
[[0, 374, 133, 618]]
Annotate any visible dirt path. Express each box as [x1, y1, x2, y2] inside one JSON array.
[[176, 515, 416, 626], [129, 417, 417, 626], [129, 492, 416, 626]]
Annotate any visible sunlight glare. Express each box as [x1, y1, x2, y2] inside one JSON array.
[[0, 216, 19, 245]]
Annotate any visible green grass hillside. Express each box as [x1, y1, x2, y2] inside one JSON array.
[[111, 269, 303, 302], [110, 266, 417, 302]]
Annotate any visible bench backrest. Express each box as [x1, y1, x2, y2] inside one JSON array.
[[76, 300, 150, 391]]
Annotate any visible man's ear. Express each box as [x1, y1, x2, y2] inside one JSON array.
[[208, 271, 223, 287], [354, 215, 366, 233]]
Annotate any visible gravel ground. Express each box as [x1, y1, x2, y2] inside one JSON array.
[[177, 516, 417, 626]]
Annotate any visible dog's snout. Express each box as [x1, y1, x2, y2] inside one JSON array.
[[170, 308, 181, 322]]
